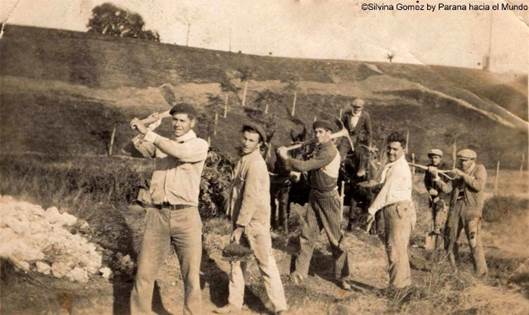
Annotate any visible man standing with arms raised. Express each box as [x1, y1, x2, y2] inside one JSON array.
[[366, 131, 415, 291], [216, 122, 288, 314], [442, 149, 488, 276], [129, 103, 209, 315], [277, 119, 353, 291]]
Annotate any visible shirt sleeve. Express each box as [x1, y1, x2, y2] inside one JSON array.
[[236, 161, 269, 226], [286, 146, 336, 172], [132, 134, 157, 158], [146, 131, 209, 162], [461, 164, 487, 192]]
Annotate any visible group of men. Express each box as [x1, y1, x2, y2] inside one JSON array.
[[128, 99, 488, 314]]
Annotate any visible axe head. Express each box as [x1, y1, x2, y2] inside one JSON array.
[[159, 84, 177, 107]]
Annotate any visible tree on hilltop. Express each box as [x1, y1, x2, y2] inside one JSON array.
[[87, 2, 160, 42]]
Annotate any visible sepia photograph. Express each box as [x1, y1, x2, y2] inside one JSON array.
[[0, 0, 528, 314]]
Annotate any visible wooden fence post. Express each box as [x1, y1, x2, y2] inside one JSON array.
[[224, 94, 229, 118], [214, 112, 218, 136], [411, 153, 416, 174], [242, 81, 248, 107], [291, 90, 297, 116], [520, 152, 525, 175], [494, 160, 500, 195], [108, 124, 117, 156], [452, 141, 457, 169]]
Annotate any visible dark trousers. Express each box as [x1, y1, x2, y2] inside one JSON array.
[[295, 189, 353, 280], [270, 183, 291, 232]]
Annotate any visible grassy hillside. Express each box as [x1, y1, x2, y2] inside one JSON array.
[[0, 25, 527, 168]]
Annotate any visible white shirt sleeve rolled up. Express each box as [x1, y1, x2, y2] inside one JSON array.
[[368, 155, 412, 215]]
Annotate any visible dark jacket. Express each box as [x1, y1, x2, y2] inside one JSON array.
[[338, 110, 372, 159], [424, 162, 450, 203], [435, 163, 488, 220], [285, 141, 340, 193]]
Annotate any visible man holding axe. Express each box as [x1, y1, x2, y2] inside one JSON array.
[[277, 119, 354, 291], [423, 149, 450, 252], [129, 103, 209, 315]]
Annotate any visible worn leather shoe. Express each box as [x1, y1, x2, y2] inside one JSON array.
[[213, 304, 241, 314]]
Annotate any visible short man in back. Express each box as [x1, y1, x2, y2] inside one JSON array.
[[424, 149, 450, 251], [366, 132, 415, 290], [216, 122, 288, 314], [129, 103, 209, 315], [441, 149, 488, 276], [277, 119, 354, 291]]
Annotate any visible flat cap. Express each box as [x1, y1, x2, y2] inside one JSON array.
[[352, 98, 365, 108], [457, 149, 477, 160], [170, 102, 198, 118], [313, 119, 335, 132], [242, 121, 267, 143], [428, 149, 443, 157]]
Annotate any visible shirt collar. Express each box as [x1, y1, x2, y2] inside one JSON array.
[[175, 130, 197, 143], [385, 154, 407, 169]]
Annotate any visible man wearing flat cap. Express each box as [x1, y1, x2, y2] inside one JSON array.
[[424, 149, 450, 252], [438, 149, 488, 276], [129, 103, 208, 315], [217, 122, 288, 314], [339, 98, 373, 178], [277, 119, 354, 291]]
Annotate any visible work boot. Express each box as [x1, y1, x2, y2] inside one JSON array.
[[290, 272, 304, 286], [214, 304, 241, 314], [338, 279, 353, 291]]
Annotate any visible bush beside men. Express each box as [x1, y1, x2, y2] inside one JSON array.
[[277, 119, 354, 291], [366, 132, 415, 290], [436, 149, 488, 276], [129, 103, 209, 315], [215, 122, 288, 314]]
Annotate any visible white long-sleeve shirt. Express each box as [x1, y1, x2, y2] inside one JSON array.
[[368, 155, 412, 215], [137, 129, 209, 206]]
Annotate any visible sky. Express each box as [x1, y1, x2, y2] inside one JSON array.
[[1, 0, 528, 74]]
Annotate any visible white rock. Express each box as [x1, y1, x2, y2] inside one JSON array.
[[67, 267, 89, 283], [99, 267, 112, 280], [36, 261, 51, 275]]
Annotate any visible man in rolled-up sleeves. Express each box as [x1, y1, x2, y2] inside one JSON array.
[[366, 132, 415, 290], [215, 122, 288, 314], [129, 103, 209, 315]]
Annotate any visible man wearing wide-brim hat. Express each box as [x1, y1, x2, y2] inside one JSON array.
[[424, 149, 450, 252], [436, 148, 488, 276]]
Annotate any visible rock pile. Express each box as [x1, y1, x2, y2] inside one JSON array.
[[0, 196, 106, 283]]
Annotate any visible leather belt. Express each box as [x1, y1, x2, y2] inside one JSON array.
[[154, 203, 189, 210]]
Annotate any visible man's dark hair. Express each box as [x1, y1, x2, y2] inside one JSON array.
[[169, 103, 198, 119], [387, 131, 406, 147], [242, 125, 263, 143]]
